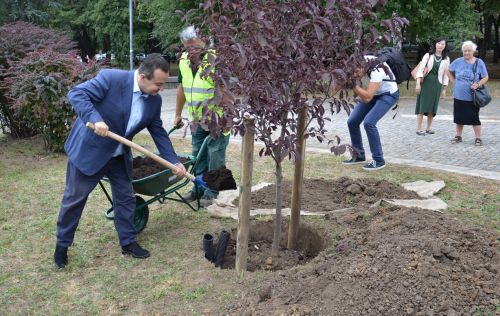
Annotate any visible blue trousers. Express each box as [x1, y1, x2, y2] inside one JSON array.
[[191, 125, 230, 199], [347, 91, 399, 163], [56, 156, 136, 247]]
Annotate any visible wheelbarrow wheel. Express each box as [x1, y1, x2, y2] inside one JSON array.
[[134, 195, 149, 233], [103, 196, 149, 233]]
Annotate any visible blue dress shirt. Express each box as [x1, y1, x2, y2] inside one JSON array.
[[113, 71, 148, 156]]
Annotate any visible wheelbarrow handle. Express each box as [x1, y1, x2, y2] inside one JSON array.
[[85, 122, 196, 182]]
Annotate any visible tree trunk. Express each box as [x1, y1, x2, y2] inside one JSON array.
[[271, 117, 288, 257], [494, 16, 500, 63], [271, 160, 283, 257], [481, 15, 494, 61], [236, 119, 255, 276], [416, 45, 428, 65], [287, 107, 307, 250], [478, 15, 486, 60]]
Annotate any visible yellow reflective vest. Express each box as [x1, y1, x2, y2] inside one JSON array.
[[179, 50, 222, 121]]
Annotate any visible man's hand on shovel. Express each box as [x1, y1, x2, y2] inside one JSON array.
[[92, 121, 110, 137], [86, 122, 204, 188], [173, 162, 187, 178]]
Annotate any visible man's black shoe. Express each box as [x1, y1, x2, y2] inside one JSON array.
[[54, 245, 68, 269], [121, 242, 150, 259]]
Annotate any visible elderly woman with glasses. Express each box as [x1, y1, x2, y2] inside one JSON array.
[[446, 40, 489, 146]]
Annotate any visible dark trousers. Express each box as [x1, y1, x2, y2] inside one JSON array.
[[191, 125, 230, 199], [347, 91, 400, 163], [56, 156, 136, 247]]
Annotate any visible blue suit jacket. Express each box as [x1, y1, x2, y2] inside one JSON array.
[[65, 69, 180, 178]]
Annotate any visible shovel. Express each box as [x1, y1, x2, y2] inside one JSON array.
[[85, 122, 212, 189]]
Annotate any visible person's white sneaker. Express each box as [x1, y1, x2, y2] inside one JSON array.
[[362, 160, 386, 171]]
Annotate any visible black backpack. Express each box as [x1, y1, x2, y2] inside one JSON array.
[[368, 47, 411, 87]]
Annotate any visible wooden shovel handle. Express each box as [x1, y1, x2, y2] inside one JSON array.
[[86, 122, 195, 181]]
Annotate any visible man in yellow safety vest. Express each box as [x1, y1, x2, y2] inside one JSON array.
[[174, 26, 230, 207]]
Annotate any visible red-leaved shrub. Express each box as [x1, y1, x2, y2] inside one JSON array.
[[0, 21, 76, 138], [1, 49, 100, 152]]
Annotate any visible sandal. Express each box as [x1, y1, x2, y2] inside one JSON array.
[[416, 130, 426, 136], [451, 136, 462, 144], [475, 138, 482, 146], [425, 130, 435, 134]]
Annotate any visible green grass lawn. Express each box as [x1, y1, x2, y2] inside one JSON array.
[[0, 133, 498, 315]]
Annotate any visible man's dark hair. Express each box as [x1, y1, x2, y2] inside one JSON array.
[[138, 53, 170, 79]]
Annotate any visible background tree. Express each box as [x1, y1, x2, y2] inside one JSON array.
[[0, 0, 61, 26], [48, 0, 98, 61], [201, 0, 406, 257], [137, 0, 202, 53], [474, 0, 500, 61], [86, 0, 131, 62], [0, 0, 157, 64], [383, 0, 480, 56]]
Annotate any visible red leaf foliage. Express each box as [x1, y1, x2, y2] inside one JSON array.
[[199, 0, 405, 161], [0, 22, 101, 150], [0, 21, 78, 138]]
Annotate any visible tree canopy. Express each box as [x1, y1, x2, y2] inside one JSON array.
[[380, 0, 480, 50], [0, 0, 498, 63], [137, 0, 202, 51]]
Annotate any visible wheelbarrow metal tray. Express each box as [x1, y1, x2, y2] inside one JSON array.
[[131, 153, 196, 196]]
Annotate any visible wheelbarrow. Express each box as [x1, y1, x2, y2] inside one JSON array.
[[97, 126, 210, 233]]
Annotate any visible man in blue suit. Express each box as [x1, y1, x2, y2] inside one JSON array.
[[54, 54, 186, 268]]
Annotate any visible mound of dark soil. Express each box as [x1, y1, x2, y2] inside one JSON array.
[[234, 177, 421, 212], [132, 156, 188, 180], [225, 205, 500, 315]]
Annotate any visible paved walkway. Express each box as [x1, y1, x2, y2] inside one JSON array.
[[157, 89, 500, 181]]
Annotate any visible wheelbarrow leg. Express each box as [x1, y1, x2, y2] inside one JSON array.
[[98, 180, 113, 205], [98, 181, 115, 219], [175, 191, 201, 212], [99, 179, 149, 232]]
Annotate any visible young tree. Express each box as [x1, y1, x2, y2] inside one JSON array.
[[201, 0, 406, 257]]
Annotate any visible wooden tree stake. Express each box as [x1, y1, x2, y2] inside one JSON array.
[[236, 118, 255, 276]]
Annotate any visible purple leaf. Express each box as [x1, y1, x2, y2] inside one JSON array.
[[313, 23, 324, 40]]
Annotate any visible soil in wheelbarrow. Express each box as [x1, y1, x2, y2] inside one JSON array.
[[132, 157, 237, 191], [132, 156, 189, 180], [217, 177, 499, 315]]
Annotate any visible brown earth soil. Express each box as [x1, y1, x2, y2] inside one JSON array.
[[234, 177, 421, 212], [132, 156, 188, 180], [216, 221, 329, 272], [203, 167, 237, 191], [221, 178, 499, 315]]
